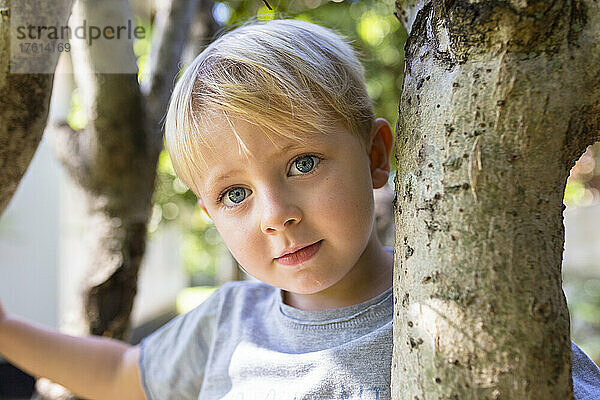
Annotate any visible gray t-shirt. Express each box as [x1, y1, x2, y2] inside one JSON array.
[[140, 280, 393, 399], [139, 282, 600, 400]]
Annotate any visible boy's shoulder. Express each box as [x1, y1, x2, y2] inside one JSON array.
[[572, 341, 600, 399]]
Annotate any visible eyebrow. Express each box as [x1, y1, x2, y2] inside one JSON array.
[[203, 142, 306, 193], [204, 169, 244, 194]]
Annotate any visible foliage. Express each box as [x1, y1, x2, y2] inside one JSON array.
[[150, 146, 222, 282], [564, 143, 600, 208], [67, 89, 87, 130], [133, 16, 153, 84]]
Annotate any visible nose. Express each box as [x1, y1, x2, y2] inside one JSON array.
[[260, 190, 302, 234]]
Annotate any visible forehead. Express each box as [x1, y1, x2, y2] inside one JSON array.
[[199, 114, 331, 160], [186, 114, 334, 189]]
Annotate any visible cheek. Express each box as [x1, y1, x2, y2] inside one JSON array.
[[212, 219, 258, 264], [312, 167, 374, 232]]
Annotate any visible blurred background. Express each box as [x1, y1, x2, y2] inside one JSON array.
[[562, 144, 600, 359], [0, 0, 599, 397]]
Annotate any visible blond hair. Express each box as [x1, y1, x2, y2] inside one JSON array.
[[164, 18, 375, 193]]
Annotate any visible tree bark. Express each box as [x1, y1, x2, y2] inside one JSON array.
[[0, 0, 72, 215], [392, 0, 600, 398]]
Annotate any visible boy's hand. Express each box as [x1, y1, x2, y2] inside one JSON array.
[[0, 312, 146, 400]]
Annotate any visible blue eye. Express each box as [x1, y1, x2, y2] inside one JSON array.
[[289, 154, 320, 176], [219, 187, 252, 207]]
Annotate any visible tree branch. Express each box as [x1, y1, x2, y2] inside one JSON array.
[[141, 0, 200, 154], [563, 0, 600, 166], [46, 121, 90, 181], [65, 0, 150, 198], [182, 0, 221, 66], [395, 0, 427, 34], [0, 1, 72, 215]]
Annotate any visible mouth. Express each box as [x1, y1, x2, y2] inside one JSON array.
[[275, 240, 323, 266]]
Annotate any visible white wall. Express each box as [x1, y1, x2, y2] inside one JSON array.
[[0, 136, 60, 329]]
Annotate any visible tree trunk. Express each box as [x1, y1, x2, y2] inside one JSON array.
[[392, 0, 600, 398], [0, 1, 72, 215]]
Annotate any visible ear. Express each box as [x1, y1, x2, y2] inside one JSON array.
[[197, 198, 211, 219], [368, 118, 394, 189]]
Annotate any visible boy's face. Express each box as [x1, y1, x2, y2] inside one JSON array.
[[193, 116, 393, 309]]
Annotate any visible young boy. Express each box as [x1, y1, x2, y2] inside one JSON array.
[[0, 18, 599, 400]]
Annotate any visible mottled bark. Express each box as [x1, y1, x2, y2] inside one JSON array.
[[392, 0, 600, 399], [0, 0, 72, 215]]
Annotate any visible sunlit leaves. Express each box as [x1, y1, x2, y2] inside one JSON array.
[[357, 12, 387, 46], [565, 143, 600, 208], [133, 17, 152, 85], [213, 2, 233, 24], [67, 88, 87, 130]]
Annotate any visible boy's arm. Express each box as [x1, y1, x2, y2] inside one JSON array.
[[0, 306, 146, 400]]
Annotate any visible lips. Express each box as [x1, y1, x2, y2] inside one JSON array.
[[275, 240, 322, 266]]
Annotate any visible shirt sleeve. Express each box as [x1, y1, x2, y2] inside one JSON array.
[[138, 285, 225, 400], [572, 341, 600, 400]]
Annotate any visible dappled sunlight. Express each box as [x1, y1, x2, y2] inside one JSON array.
[[564, 144, 600, 208]]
